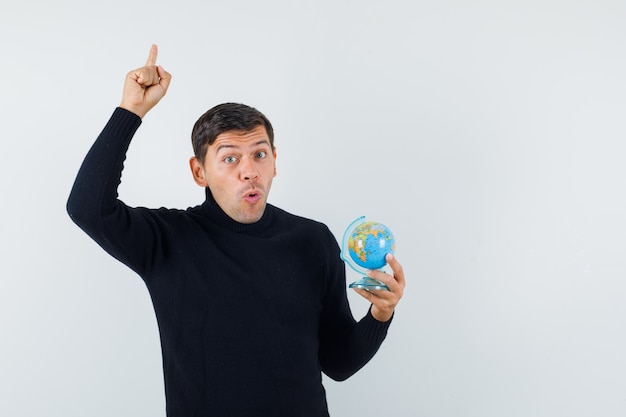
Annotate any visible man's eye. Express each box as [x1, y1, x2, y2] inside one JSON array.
[[256, 151, 267, 159], [224, 156, 237, 164]]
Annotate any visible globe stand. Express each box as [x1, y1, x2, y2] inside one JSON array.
[[341, 216, 395, 292], [349, 276, 390, 291]]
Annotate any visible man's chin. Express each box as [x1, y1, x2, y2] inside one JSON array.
[[234, 206, 266, 224]]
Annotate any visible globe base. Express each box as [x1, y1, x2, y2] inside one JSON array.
[[349, 276, 390, 291]]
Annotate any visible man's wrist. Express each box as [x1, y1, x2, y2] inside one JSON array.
[[119, 103, 146, 119], [370, 305, 394, 322]]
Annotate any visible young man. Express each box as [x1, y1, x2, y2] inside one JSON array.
[[67, 45, 405, 416]]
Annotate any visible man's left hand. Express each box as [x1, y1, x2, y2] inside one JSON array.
[[353, 253, 406, 322]]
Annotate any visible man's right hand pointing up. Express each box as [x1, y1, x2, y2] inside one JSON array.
[[120, 44, 172, 119]]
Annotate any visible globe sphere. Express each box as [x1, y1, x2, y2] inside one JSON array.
[[347, 221, 396, 270]]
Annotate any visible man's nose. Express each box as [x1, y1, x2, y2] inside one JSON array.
[[240, 157, 259, 181]]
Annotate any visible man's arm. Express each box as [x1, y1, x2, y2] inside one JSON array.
[[66, 45, 172, 276], [317, 228, 405, 381]]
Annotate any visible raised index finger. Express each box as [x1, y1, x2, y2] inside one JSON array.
[[145, 44, 158, 66]]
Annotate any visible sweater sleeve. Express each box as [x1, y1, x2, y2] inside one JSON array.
[[317, 227, 393, 381], [66, 107, 165, 278]]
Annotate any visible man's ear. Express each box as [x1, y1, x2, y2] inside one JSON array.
[[189, 157, 208, 187], [273, 148, 277, 177]]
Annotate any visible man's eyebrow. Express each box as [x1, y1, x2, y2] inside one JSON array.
[[215, 140, 270, 153], [215, 143, 235, 153], [253, 140, 272, 148]]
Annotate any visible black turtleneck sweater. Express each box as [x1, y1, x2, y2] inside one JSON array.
[[67, 107, 392, 417]]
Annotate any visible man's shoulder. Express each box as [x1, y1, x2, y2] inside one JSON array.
[[130, 204, 202, 223], [267, 204, 331, 234]]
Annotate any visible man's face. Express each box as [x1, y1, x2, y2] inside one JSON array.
[[190, 125, 277, 224]]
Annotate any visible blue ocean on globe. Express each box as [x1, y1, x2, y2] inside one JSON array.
[[347, 221, 396, 270]]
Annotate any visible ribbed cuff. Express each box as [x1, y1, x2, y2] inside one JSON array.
[[106, 107, 142, 137], [363, 306, 393, 341]]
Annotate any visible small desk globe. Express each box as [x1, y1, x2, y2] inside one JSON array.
[[340, 216, 396, 291]]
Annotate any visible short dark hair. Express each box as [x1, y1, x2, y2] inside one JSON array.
[[191, 103, 274, 164]]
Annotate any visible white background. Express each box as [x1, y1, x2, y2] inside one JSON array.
[[2, 1, 626, 416]]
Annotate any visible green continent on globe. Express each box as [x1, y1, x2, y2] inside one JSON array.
[[347, 221, 396, 270]]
